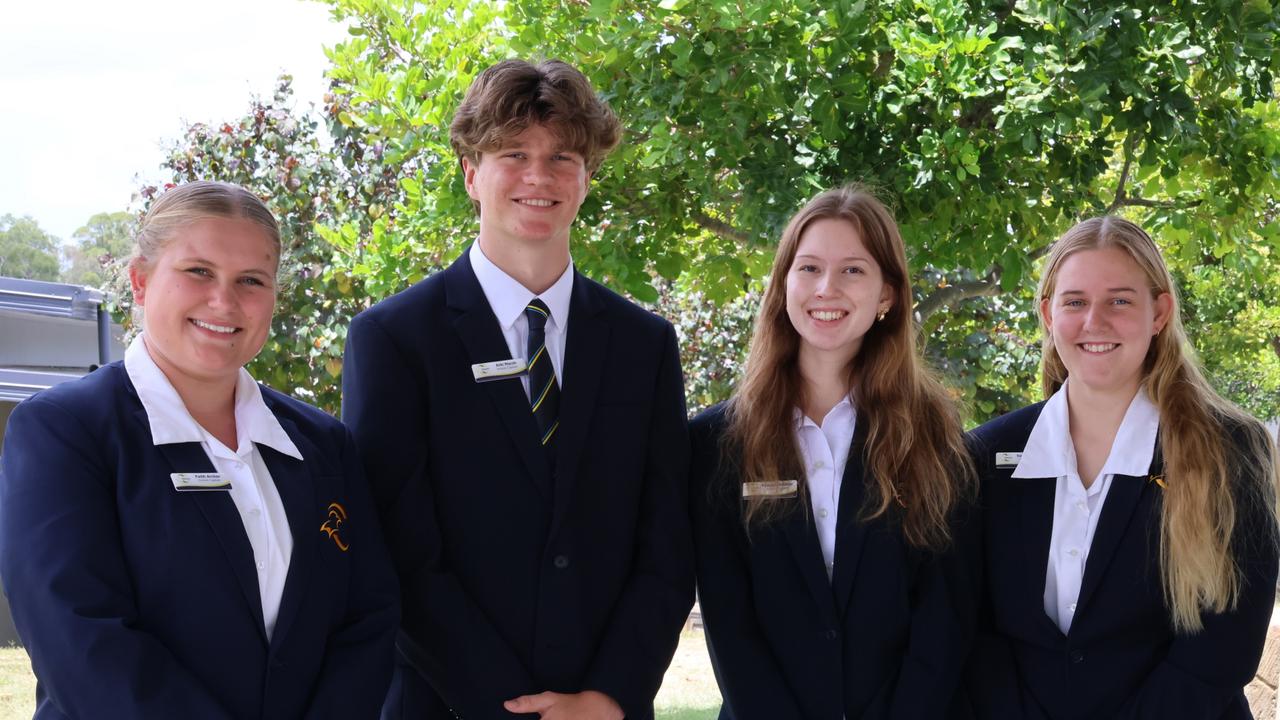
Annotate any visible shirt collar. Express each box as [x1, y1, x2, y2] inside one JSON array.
[[469, 241, 574, 333], [1012, 379, 1159, 480], [124, 334, 303, 460], [793, 394, 856, 429]]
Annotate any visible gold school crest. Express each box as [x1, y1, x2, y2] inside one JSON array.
[[320, 502, 350, 552]]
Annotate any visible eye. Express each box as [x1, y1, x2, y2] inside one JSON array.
[[184, 267, 212, 278], [504, 151, 526, 160], [1111, 297, 1132, 306], [842, 265, 865, 275], [794, 263, 818, 273], [239, 276, 268, 288], [1063, 299, 1085, 308]]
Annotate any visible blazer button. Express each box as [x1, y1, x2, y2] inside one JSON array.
[[1070, 650, 1084, 664], [553, 555, 570, 570], [825, 629, 838, 640]]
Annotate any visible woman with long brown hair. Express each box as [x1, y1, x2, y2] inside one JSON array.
[[967, 216, 1279, 718], [690, 186, 979, 719]]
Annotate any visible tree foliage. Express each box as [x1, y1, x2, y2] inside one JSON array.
[[61, 212, 135, 288], [0, 215, 60, 282], [143, 0, 1280, 419]]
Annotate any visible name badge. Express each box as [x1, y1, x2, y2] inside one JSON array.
[[171, 472, 232, 492], [995, 452, 1023, 468], [742, 480, 799, 499], [471, 359, 528, 383]]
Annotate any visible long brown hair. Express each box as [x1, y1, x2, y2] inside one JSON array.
[[725, 186, 975, 550], [1038, 216, 1280, 632]]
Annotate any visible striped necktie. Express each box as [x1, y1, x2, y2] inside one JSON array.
[[525, 298, 560, 460]]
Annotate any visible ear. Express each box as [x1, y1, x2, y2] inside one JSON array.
[[1151, 291, 1174, 335], [879, 284, 894, 314], [128, 262, 149, 307], [462, 156, 480, 199], [1039, 296, 1053, 333]]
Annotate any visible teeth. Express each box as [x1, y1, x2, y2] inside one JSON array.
[[518, 199, 555, 207], [192, 319, 237, 334], [1082, 343, 1116, 353], [810, 310, 846, 321]]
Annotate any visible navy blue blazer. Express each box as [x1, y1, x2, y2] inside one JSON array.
[[341, 250, 694, 720], [689, 402, 980, 720], [0, 363, 399, 720], [967, 402, 1278, 719]]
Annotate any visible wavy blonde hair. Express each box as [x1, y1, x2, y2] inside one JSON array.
[[1038, 216, 1280, 632], [724, 186, 975, 550]]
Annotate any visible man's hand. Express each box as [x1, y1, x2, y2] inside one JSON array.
[[503, 690, 624, 719]]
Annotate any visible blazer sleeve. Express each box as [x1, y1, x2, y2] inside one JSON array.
[[889, 497, 983, 720], [1114, 461, 1280, 720], [302, 427, 401, 719], [688, 414, 806, 720], [0, 396, 236, 720], [582, 322, 697, 717], [342, 310, 538, 718]]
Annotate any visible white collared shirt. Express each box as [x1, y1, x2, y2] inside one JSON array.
[[794, 397, 857, 581], [125, 335, 300, 640], [1012, 380, 1160, 634], [469, 241, 573, 398]]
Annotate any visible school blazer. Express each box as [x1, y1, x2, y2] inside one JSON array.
[[967, 402, 1278, 720], [341, 249, 694, 720], [0, 363, 400, 720], [689, 402, 980, 720]]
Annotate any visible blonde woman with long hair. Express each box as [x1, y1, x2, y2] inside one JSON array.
[[966, 216, 1280, 719], [690, 186, 979, 719]]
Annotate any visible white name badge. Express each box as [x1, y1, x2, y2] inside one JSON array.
[[471, 359, 528, 383], [995, 452, 1023, 468], [170, 472, 232, 492], [742, 480, 799, 499]]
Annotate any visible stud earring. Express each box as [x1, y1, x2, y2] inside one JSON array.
[[877, 309, 888, 322]]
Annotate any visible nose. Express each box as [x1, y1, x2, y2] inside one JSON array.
[[522, 158, 553, 185], [207, 280, 238, 311], [814, 270, 836, 297], [1081, 304, 1106, 331]]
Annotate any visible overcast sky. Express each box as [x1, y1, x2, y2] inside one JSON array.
[[0, 0, 348, 243]]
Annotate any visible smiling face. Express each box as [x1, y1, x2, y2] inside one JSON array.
[[463, 123, 590, 258], [129, 216, 278, 393], [784, 217, 893, 372], [1041, 246, 1173, 399]]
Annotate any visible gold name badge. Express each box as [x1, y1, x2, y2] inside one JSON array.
[[742, 480, 799, 499]]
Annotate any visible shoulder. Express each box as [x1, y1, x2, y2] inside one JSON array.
[[578, 275, 673, 337], [690, 401, 731, 438], [353, 270, 448, 332], [969, 401, 1046, 449], [17, 363, 129, 418], [258, 384, 345, 440]]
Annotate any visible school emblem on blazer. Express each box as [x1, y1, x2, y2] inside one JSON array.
[[1149, 473, 1167, 490], [320, 502, 350, 551]]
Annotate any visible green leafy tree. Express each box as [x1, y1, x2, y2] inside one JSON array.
[[0, 214, 61, 281], [316, 0, 1280, 420], [62, 211, 135, 288]]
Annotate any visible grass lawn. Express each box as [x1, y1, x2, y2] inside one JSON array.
[[0, 629, 721, 720]]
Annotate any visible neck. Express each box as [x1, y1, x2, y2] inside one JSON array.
[[797, 348, 853, 422], [143, 337, 239, 448], [478, 234, 571, 295], [1065, 379, 1138, 432]]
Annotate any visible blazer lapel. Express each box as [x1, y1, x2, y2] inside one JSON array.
[[548, 274, 608, 538], [445, 252, 553, 500], [831, 421, 871, 616], [1074, 442, 1162, 622], [781, 507, 840, 626], [147, 413, 267, 639], [1017, 477, 1064, 638], [260, 418, 316, 651]]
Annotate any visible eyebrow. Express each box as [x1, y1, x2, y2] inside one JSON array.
[[794, 254, 872, 263], [176, 257, 274, 278], [1058, 287, 1139, 295]]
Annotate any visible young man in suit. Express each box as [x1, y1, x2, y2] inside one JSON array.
[[342, 59, 693, 720]]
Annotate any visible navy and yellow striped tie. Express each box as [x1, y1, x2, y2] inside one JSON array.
[[525, 298, 560, 461]]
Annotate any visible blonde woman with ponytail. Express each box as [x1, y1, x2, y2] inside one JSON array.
[[967, 216, 1280, 719], [690, 186, 979, 719]]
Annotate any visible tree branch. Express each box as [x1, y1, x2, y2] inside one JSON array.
[[914, 273, 1001, 320], [1271, 335, 1280, 364], [1105, 131, 1139, 214], [694, 212, 751, 244]]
